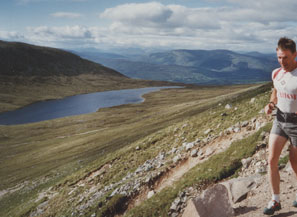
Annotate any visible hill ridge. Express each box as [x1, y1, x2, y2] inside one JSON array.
[[0, 40, 125, 77]]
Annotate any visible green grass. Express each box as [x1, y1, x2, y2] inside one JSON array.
[[0, 81, 272, 216]]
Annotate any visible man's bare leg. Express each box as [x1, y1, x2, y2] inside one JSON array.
[[268, 134, 288, 195], [289, 144, 297, 176]]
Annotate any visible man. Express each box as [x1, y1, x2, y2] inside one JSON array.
[[264, 37, 297, 215]]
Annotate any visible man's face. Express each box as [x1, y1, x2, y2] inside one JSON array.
[[277, 48, 297, 71]]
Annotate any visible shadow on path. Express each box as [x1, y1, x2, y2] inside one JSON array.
[[272, 211, 297, 217], [234, 206, 258, 215]]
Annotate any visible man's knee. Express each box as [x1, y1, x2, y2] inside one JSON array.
[[268, 156, 280, 168], [289, 146, 297, 163]]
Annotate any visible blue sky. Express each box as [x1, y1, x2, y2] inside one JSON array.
[[1, 0, 297, 53]]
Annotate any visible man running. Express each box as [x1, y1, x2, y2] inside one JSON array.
[[264, 37, 297, 215]]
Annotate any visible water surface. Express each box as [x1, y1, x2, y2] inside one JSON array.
[[0, 86, 181, 125]]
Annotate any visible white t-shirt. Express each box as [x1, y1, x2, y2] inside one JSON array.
[[272, 67, 297, 113]]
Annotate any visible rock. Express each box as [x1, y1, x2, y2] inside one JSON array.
[[191, 149, 198, 157], [182, 123, 188, 128], [241, 157, 252, 168], [221, 112, 227, 116], [182, 184, 234, 217], [225, 126, 234, 134], [204, 129, 212, 135], [222, 176, 258, 203], [233, 127, 240, 133], [110, 188, 119, 197], [256, 166, 267, 174], [250, 98, 256, 103], [234, 107, 238, 111], [258, 108, 265, 114], [173, 155, 181, 164], [225, 104, 232, 109], [171, 147, 177, 154], [147, 190, 155, 199], [158, 152, 166, 160], [135, 146, 140, 150], [170, 203, 178, 211], [186, 142, 195, 151], [241, 121, 249, 127]]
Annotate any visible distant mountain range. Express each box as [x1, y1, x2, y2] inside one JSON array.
[[74, 49, 279, 85]]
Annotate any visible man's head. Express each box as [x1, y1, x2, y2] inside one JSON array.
[[276, 37, 297, 72]]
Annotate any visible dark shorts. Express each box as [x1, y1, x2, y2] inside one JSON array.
[[271, 109, 297, 146]]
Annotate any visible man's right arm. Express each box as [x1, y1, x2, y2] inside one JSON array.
[[265, 88, 277, 115]]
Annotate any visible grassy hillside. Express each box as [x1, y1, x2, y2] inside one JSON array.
[[0, 82, 272, 216]]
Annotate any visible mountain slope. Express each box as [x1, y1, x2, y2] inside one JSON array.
[[0, 40, 124, 77]]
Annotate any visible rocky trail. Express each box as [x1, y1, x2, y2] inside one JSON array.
[[127, 115, 268, 214]]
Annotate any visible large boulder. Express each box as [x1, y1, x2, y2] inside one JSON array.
[[182, 184, 234, 217], [222, 176, 258, 204]]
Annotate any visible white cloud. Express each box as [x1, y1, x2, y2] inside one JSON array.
[[101, 2, 173, 27], [0, 31, 25, 41], [51, 12, 82, 19], [5, 1, 297, 52], [27, 25, 92, 39], [17, 0, 88, 4], [100, 2, 220, 30]]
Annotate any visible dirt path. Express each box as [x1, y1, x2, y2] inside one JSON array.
[[235, 167, 297, 217]]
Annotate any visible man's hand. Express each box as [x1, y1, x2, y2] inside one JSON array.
[[265, 102, 275, 115]]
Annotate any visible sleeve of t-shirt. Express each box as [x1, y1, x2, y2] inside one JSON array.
[[272, 68, 281, 81]]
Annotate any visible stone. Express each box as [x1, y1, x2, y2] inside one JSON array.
[[173, 155, 181, 164], [258, 109, 265, 114], [182, 184, 234, 217], [225, 126, 234, 134], [225, 104, 232, 109], [204, 129, 212, 135], [233, 127, 240, 133], [171, 147, 177, 154], [147, 190, 155, 199], [191, 149, 198, 157], [186, 142, 195, 151], [250, 98, 256, 103], [256, 166, 267, 174], [110, 188, 119, 197], [135, 146, 140, 150], [222, 176, 257, 204], [170, 203, 178, 211], [241, 157, 252, 168], [241, 121, 249, 127]]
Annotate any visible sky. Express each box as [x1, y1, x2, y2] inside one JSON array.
[[1, 0, 297, 53]]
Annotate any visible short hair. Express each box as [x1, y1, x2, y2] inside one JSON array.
[[277, 37, 296, 53]]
